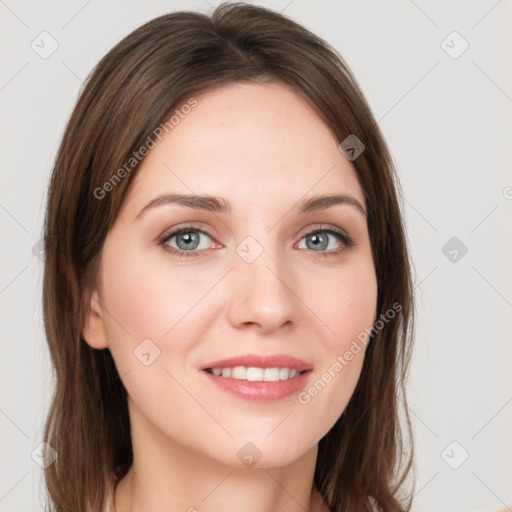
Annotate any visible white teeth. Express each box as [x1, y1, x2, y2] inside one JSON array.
[[263, 368, 280, 382], [207, 366, 302, 382], [246, 367, 264, 381], [231, 366, 246, 380]]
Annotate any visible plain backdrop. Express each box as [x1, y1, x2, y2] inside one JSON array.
[[0, 1, 511, 511]]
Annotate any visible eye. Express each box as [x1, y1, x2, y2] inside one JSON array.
[[296, 225, 354, 256], [159, 226, 217, 258]]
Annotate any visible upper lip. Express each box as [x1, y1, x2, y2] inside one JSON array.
[[200, 353, 313, 372]]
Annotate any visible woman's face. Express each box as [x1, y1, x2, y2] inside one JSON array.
[[84, 81, 378, 468]]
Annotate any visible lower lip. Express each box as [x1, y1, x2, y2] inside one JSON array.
[[201, 370, 312, 402]]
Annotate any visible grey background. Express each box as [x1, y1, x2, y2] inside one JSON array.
[[1, 0, 511, 511]]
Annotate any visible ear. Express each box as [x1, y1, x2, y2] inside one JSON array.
[[82, 288, 109, 349]]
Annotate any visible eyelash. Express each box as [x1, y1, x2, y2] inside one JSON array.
[[158, 224, 355, 259]]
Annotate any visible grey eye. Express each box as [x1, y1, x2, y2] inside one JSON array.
[[304, 232, 329, 251], [175, 230, 200, 250], [297, 230, 345, 252], [164, 229, 213, 252]]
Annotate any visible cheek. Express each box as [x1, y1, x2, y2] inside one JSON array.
[[102, 263, 167, 344], [99, 244, 225, 392], [99, 249, 206, 408], [101, 247, 204, 344], [311, 257, 378, 351], [296, 259, 377, 417]]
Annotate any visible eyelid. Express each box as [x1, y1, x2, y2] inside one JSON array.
[[158, 222, 216, 242], [298, 223, 353, 243]]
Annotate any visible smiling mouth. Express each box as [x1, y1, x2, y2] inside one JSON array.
[[203, 366, 309, 382]]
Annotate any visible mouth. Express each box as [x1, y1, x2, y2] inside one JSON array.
[[199, 353, 313, 402]]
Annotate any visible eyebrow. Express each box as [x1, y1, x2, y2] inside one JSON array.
[[135, 192, 367, 220]]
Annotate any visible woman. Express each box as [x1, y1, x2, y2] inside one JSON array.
[[42, 3, 415, 511]]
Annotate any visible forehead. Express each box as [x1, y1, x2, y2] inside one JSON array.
[[121, 82, 364, 217]]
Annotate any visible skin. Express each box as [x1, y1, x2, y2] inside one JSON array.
[[83, 81, 378, 512]]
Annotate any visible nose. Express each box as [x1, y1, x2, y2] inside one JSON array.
[[225, 242, 297, 334]]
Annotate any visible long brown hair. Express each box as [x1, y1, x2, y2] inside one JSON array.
[[42, 3, 416, 511]]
